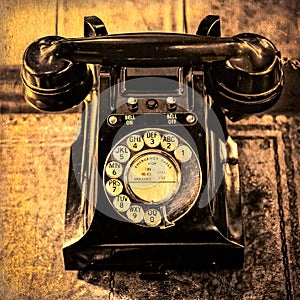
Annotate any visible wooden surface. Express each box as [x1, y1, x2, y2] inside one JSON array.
[[0, 0, 299, 66]]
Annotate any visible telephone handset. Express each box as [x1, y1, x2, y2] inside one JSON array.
[[22, 18, 282, 115], [21, 15, 283, 271]]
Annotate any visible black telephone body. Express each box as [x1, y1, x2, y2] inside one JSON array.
[[21, 15, 283, 273]]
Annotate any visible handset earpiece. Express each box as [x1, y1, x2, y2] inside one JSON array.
[[21, 36, 93, 111], [205, 33, 283, 120]]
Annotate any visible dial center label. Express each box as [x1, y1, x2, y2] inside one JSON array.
[[126, 151, 180, 203]]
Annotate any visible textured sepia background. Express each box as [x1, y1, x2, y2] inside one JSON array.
[[0, 0, 300, 299], [0, 0, 299, 66]]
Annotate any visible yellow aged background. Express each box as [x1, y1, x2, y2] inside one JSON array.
[[0, 0, 299, 66], [0, 1, 300, 300]]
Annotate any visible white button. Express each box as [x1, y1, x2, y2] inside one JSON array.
[[112, 145, 131, 163], [174, 145, 192, 162], [143, 130, 161, 148], [105, 179, 123, 196], [113, 194, 131, 212], [144, 209, 161, 227], [161, 134, 178, 152], [127, 134, 144, 151], [105, 161, 123, 178], [126, 205, 144, 223]]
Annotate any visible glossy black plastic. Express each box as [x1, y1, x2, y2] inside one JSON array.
[[21, 36, 93, 111], [205, 33, 283, 119], [21, 28, 283, 114]]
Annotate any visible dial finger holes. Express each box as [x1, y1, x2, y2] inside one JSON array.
[[113, 194, 131, 212], [161, 133, 178, 152], [143, 130, 161, 147], [103, 128, 201, 228], [105, 161, 123, 178], [127, 134, 144, 151]]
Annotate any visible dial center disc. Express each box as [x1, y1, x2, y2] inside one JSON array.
[[125, 150, 181, 203]]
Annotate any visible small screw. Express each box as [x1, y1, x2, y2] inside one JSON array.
[[108, 115, 118, 125], [186, 114, 196, 124]]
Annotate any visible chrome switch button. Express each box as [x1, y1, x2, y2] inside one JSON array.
[[166, 96, 177, 111], [127, 97, 138, 111]]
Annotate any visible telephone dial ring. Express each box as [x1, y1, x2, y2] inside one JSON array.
[[103, 128, 202, 228]]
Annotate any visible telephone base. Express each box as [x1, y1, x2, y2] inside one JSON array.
[[63, 243, 244, 271], [63, 144, 244, 271]]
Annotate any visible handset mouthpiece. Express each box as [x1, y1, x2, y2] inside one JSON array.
[[229, 33, 280, 74], [21, 36, 93, 111], [206, 33, 283, 118]]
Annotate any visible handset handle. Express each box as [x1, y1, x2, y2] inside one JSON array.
[[21, 32, 282, 112], [25, 32, 279, 72]]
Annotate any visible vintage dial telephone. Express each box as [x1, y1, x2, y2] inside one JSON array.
[[21, 15, 283, 274]]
